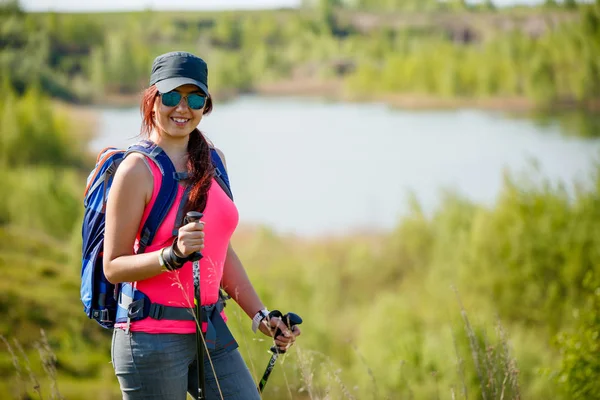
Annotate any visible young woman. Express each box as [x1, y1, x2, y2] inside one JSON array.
[[103, 51, 301, 400]]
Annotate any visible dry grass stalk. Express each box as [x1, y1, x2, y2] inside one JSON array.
[[453, 286, 488, 400], [432, 370, 441, 400], [35, 329, 63, 400], [296, 348, 316, 400], [13, 338, 43, 399], [497, 318, 521, 399], [327, 365, 356, 400], [351, 344, 380, 400], [499, 371, 509, 400], [451, 327, 468, 399], [1, 335, 24, 399], [168, 270, 225, 400], [483, 334, 498, 397]]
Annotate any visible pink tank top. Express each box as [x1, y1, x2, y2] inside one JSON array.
[[118, 156, 239, 334]]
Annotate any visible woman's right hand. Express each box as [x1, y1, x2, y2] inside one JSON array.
[[175, 220, 205, 257]]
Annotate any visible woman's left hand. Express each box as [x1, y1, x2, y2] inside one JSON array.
[[259, 314, 302, 352]]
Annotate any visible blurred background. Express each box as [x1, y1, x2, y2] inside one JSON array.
[[1, 0, 599, 399]]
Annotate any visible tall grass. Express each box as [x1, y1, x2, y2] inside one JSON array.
[[1, 330, 64, 400]]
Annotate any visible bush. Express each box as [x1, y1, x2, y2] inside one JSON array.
[[554, 279, 600, 399]]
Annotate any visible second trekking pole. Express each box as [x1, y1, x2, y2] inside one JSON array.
[[257, 311, 303, 393], [184, 211, 205, 400]]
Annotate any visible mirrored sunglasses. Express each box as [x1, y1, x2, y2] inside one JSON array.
[[160, 91, 207, 110]]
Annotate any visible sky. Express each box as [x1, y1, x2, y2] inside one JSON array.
[[21, 0, 543, 12]]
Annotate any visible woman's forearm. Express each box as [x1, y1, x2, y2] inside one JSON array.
[[221, 243, 265, 318], [104, 251, 163, 284]]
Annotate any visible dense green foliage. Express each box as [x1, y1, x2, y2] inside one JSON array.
[[554, 284, 600, 399], [0, 88, 598, 399], [344, 4, 600, 106], [0, 83, 88, 169], [1, 1, 599, 109], [306, 0, 583, 12], [0, 88, 113, 398]]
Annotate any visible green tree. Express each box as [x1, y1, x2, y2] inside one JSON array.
[[212, 15, 242, 49], [318, 0, 340, 33], [0, 0, 22, 15], [88, 46, 105, 99], [448, 0, 468, 10], [483, 0, 496, 10], [563, 0, 578, 9]]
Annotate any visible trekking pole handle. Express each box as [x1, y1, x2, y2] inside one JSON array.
[[269, 311, 303, 355], [184, 211, 204, 262]]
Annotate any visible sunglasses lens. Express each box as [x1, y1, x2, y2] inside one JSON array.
[[161, 91, 181, 107], [187, 94, 206, 110]]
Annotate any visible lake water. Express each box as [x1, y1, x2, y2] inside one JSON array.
[[90, 95, 600, 237]]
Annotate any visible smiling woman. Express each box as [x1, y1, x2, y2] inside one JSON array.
[[102, 51, 301, 400]]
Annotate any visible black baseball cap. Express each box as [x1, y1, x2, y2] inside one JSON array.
[[149, 51, 209, 95]]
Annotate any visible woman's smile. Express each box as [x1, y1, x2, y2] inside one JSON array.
[[171, 116, 190, 127]]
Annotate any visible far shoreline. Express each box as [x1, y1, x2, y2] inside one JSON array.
[[80, 78, 600, 115]]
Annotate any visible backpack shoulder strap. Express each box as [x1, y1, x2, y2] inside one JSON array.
[[83, 147, 124, 200], [210, 147, 233, 201], [126, 140, 179, 253]]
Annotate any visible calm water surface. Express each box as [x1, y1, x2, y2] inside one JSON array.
[[91, 96, 600, 237]]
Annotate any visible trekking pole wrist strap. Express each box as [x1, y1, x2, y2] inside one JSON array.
[[162, 241, 186, 271], [161, 238, 202, 271], [158, 247, 169, 272], [171, 238, 186, 258]]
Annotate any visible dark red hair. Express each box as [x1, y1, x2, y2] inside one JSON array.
[[140, 85, 215, 214]]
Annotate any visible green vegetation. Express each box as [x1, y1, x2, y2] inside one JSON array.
[[0, 0, 599, 398], [234, 164, 600, 399], [0, 83, 113, 399], [0, 86, 598, 398], [554, 283, 600, 399], [1, 1, 599, 110]]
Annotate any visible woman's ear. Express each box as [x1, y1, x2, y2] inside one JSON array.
[[152, 98, 159, 117], [203, 96, 213, 115]]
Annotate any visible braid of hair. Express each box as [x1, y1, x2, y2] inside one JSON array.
[[185, 128, 213, 214]]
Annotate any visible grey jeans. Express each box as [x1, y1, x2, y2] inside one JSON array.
[[111, 329, 261, 400]]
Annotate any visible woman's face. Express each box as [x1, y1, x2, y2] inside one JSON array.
[[153, 84, 206, 139]]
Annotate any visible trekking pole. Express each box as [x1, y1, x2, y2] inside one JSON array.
[[184, 211, 205, 400], [257, 311, 303, 394]]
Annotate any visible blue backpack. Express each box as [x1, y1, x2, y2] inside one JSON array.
[[81, 140, 232, 329]]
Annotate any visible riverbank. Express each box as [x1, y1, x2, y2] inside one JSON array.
[[255, 78, 600, 112], [88, 78, 600, 114]]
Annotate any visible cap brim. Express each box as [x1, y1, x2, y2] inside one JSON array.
[[155, 77, 209, 96]]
